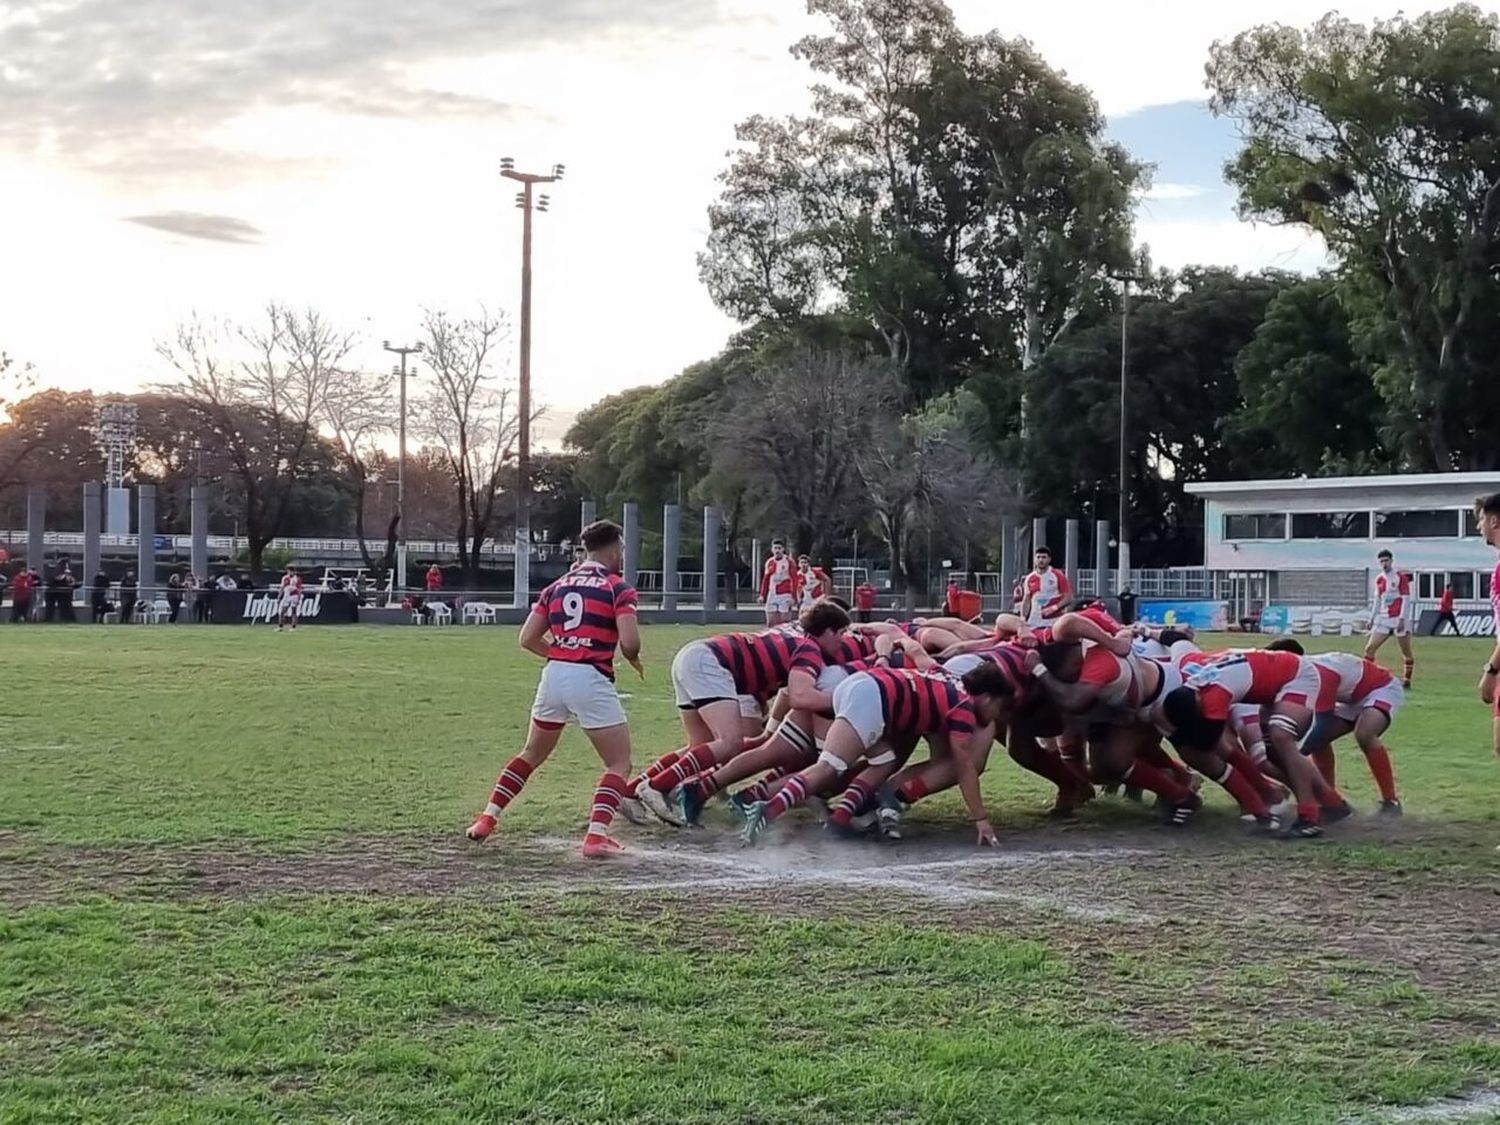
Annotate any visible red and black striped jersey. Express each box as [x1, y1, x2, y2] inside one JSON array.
[[533, 562, 637, 680], [707, 629, 806, 699], [868, 667, 978, 740], [834, 631, 880, 664], [964, 642, 1035, 708]]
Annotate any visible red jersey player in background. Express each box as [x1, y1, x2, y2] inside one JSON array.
[[276, 565, 304, 631], [795, 554, 829, 612], [466, 520, 643, 858], [1475, 493, 1500, 767], [1021, 546, 1071, 628], [760, 539, 796, 626], [1364, 549, 1415, 688]]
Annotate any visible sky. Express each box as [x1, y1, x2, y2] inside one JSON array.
[[0, 0, 1486, 445]]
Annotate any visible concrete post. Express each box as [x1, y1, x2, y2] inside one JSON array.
[[1031, 517, 1048, 561], [83, 483, 101, 594], [26, 485, 45, 577], [137, 484, 157, 600], [1064, 519, 1080, 588], [106, 486, 130, 535], [622, 502, 640, 589], [701, 506, 721, 621], [580, 500, 597, 530], [512, 528, 530, 610], [191, 485, 209, 580], [662, 503, 681, 612], [1095, 520, 1111, 599], [750, 538, 762, 589]]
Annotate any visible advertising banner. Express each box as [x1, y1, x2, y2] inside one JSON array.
[[1417, 609, 1496, 637], [1136, 600, 1229, 631], [210, 590, 359, 625]]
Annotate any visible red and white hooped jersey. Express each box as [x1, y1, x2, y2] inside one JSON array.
[[795, 566, 828, 608], [1184, 649, 1334, 721], [761, 555, 796, 600], [1372, 570, 1412, 621], [1077, 646, 1141, 710], [1491, 558, 1500, 634], [1024, 568, 1072, 626], [279, 574, 304, 599], [1311, 652, 1394, 704]]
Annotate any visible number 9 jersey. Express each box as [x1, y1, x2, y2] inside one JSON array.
[[534, 561, 639, 680]]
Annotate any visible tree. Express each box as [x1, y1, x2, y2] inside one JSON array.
[[415, 307, 527, 586], [318, 368, 393, 567], [158, 305, 356, 573], [712, 348, 875, 558], [1209, 4, 1500, 469], [1023, 269, 1290, 565], [699, 0, 1142, 402], [1232, 278, 1390, 474]]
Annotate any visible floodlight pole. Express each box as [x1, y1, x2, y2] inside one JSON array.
[[382, 340, 423, 595], [501, 158, 564, 608]]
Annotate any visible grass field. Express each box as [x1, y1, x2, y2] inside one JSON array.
[[2, 625, 1499, 1124]]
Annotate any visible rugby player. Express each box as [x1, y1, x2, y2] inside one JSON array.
[[466, 520, 643, 857], [1474, 494, 1500, 763], [1021, 547, 1072, 628], [760, 540, 797, 626], [1364, 549, 1416, 688]]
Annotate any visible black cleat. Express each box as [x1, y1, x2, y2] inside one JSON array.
[[1164, 792, 1202, 828], [1323, 801, 1356, 825], [1378, 799, 1404, 818], [1282, 817, 1325, 839]]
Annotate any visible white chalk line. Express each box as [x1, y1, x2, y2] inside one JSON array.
[[529, 836, 1154, 922], [1343, 1089, 1500, 1124]]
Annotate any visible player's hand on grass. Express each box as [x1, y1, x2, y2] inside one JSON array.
[[975, 818, 999, 848]]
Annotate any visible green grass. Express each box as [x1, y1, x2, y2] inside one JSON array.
[[2, 626, 1499, 1123]]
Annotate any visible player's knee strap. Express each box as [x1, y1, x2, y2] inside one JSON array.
[[867, 748, 897, 767], [775, 718, 814, 754], [818, 749, 852, 772], [1268, 714, 1300, 736]]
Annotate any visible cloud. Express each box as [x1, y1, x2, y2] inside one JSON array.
[[1141, 183, 1210, 202], [0, 0, 721, 185], [126, 211, 263, 244]]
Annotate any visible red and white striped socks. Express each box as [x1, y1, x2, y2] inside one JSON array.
[[484, 756, 535, 818]]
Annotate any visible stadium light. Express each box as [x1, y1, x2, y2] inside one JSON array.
[[498, 158, 565, 609], [1109, 271, 1149, 598], [382, 339, 425, 598]]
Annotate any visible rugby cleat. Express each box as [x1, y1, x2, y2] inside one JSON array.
[[619, 793, 653, 826], [848, 810, 879, 833], [465, 813, 497, 843], [806, 796, 830, 826], [1378, 799, 1404, 818], [739, 801, 770, 846], [1323, 800, 1356, 825], [1163, 792, 1202, 828], [581, 834, 627, 859], [677, 785, 708, 827], [638, 782, 688, 827], [726, 790, 757, 825], [1282, 817, 1325, 839]]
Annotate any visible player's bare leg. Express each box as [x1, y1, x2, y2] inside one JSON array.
[[1396, 632, 1416, 688], [467, 721, 565, 843], [1352, 709, 1401, 812], [682, 715, 819, 825], [1362, 629, 1389, 662], [1093, 726, 1199, 825], [741, 720, 868, 844], [1266, 704, 1350, 836], [872, 735, 994, 838], [639, 702, 758, 826], [580, 722, 633, 857]]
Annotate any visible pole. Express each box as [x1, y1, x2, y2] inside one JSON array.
[[382, 341, 423, 596], [1117, 279, 1131, 596], [514, 181, 534, 610]]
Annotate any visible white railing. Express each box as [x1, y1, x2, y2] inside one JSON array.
[[0, 531, 585, 560]]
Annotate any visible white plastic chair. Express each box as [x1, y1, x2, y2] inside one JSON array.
[[430, 603, 453, 626], [150, 599, 172, 624]]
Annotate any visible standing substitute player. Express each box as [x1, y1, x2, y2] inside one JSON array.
[[466, 520, 643, 858], [1364, 549, 1415, 688]]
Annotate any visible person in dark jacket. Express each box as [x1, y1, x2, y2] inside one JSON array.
[[119, 571, 138, 624], [91, 570, 112, 623]]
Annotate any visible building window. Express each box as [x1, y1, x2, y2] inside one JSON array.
[[1466, 510, 1483, 537], [1290, 511, 1371, 539], [1418, 573, 1439, 599], [1224, 513, 1286, 540], [1449, 572, 1476, 600], [1482, 571, 1492, 601], [1374, 510, 1461, 538]]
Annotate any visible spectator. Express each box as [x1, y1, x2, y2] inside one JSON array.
[[944, 578, 961, 617], [426, 564, 444, 593], [9, 565, 35, 623], [57, 562, 77, 623], [1432, 583, 1459, 636], [119, 571, 138, 624], [571, 546, 587, 571], [216, 572, 239, 592], [854, 581, 877, 624], [189, 574, 210, 623], [167, 570, 185, 623], [91, 569, 112, 623]]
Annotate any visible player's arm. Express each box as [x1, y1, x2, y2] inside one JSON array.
[[1052, 613, 1133, 656], [1481, 638, 1500, 705], [936, 636, 996, 661], [890, 635, 937, 671], [1026, 650, 1104, 714], [758, 563, 771, 602], [949, 725, 997, 847], [786, 668, 831, 714], [1020, 587, 1035, 621], [518, 610, 550, 659], [616, 611, 644, 679]]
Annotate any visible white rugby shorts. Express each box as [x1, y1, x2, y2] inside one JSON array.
[[832, 672, 886, 750], [532, 661, 628, 730]]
